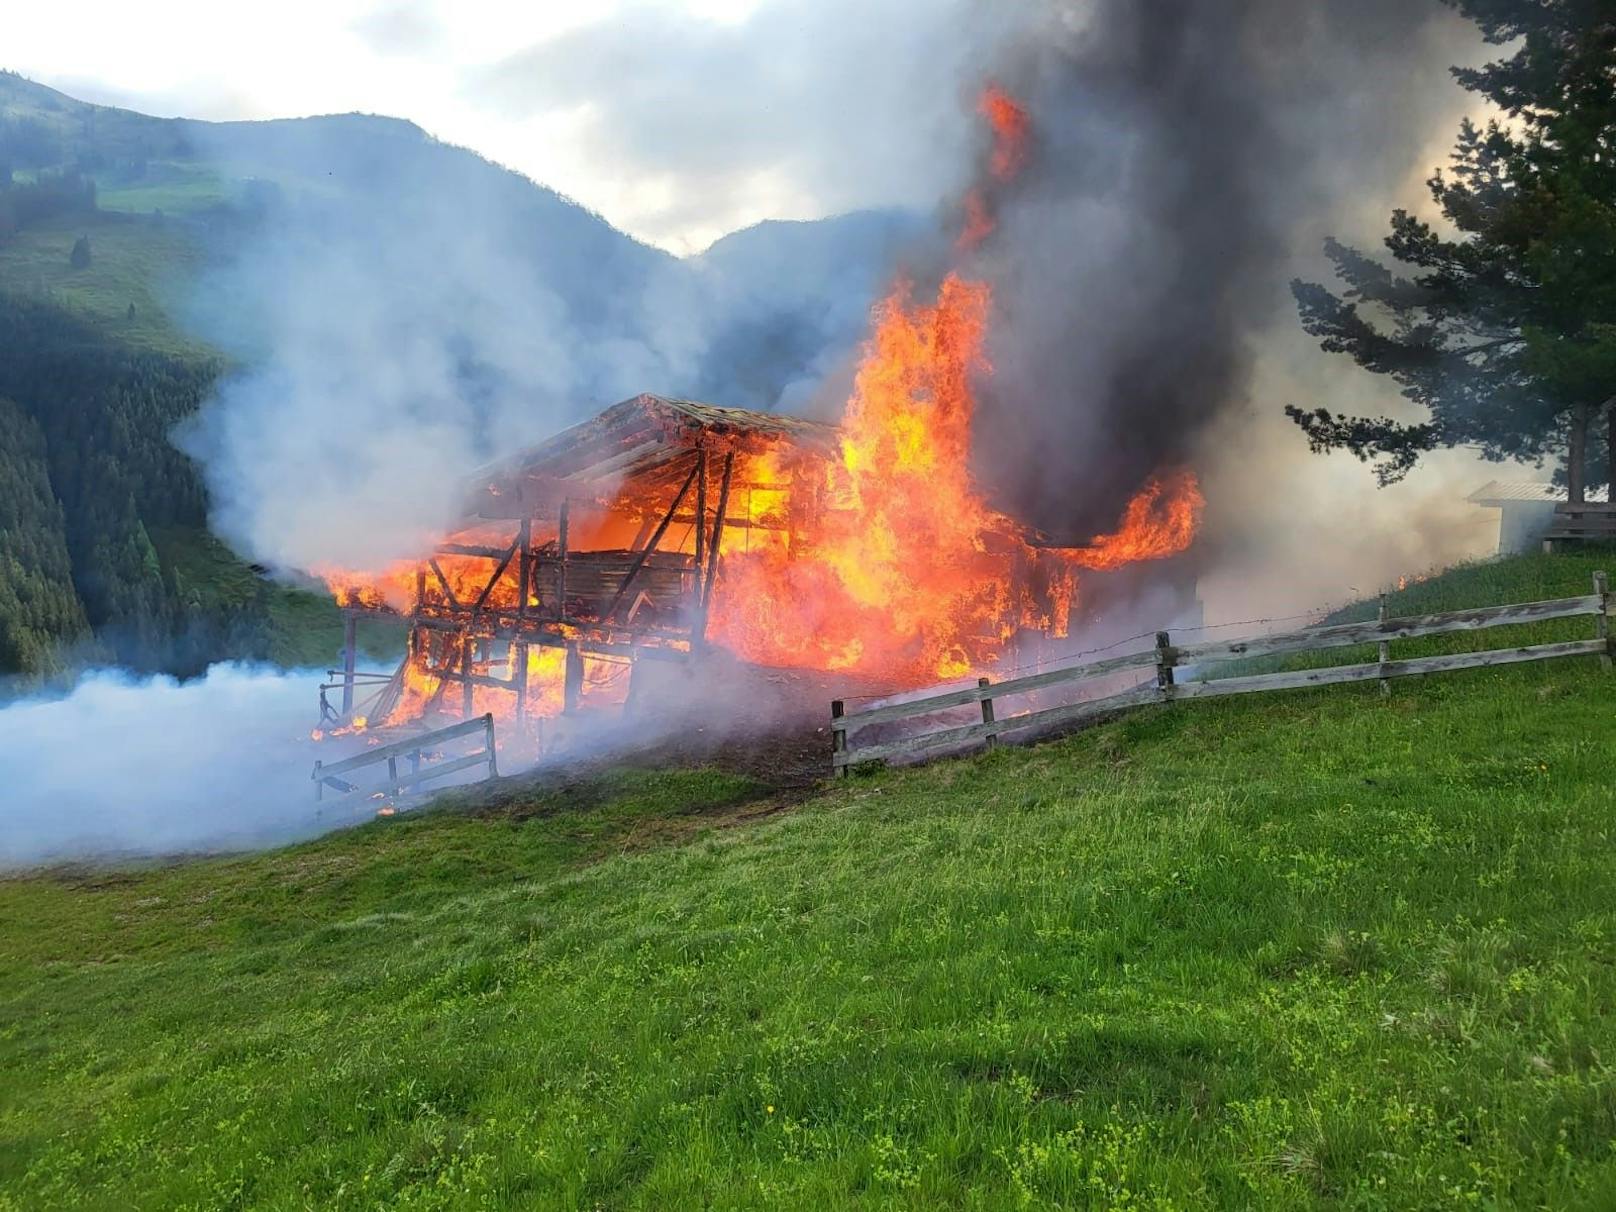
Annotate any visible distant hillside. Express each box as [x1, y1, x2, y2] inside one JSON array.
[[692, 210, 927, 410], [0, 71, 925, 681]]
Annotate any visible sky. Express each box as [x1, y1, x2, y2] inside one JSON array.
[[7, 0, 1000, 253]]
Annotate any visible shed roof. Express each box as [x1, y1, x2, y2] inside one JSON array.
[[461, 393, 839, 521], [1467, 480, 1610, 506]]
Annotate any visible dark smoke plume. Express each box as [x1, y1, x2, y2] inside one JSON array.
[[974, 0, 1475, 541]]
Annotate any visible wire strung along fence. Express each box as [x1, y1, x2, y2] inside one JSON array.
[[831, 572, 1613, 776], [312, 713, 499, 802]]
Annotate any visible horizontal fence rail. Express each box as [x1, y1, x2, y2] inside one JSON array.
[[1546, 504, 1616, 546], [832, 573, 1612, 774], [312, 713, 499, 802]]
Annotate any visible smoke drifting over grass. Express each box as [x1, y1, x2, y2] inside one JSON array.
[[0, 664, 329, 867]]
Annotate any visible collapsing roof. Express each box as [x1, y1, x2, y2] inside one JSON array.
[[461, 393, 840, 521]]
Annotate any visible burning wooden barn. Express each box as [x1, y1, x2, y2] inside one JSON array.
[[323, 393, 844, 730], [321, 379, 1203, 743]]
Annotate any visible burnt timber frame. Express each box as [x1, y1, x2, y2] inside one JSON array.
[[336, 451, 757, 724], [330, 396, 840, 726]]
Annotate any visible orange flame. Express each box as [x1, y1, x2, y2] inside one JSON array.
[[709, 272, 1203, 682], [958, 189, 995, 252], [319, 82, 1205, 732], [958, 85, 1032, 252], [1068, 470, 1206, 572], [980, 83, 1031, 182]]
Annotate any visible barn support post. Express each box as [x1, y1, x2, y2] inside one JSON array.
[[694, 450, 707, 573], [692, 452, 736, 652], [341, 613, 357, 717], [461, 637, 475, 718], [514, 640, 530, 725], [557, 499, 570, 621], [516, 518, 531, 622], [564, 642, 585, 714], [1378, 592, 1392, 697], [515, 516, 532, 725]]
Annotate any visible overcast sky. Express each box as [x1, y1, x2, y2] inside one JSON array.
[[10, 0, 1009, 252]]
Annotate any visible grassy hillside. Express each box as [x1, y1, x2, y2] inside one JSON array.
[[4, 552, 1616, 1208], [0, 211, 208, 357]]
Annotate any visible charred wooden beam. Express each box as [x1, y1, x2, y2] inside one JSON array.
[[515, 518, 531, 624], [472, 539, 520, 614], [514, 639, 530, 724], [602, 455, 701, 624], [340, 614, 357, 717], [563, 643, 584, 713], [693, 452, 735, 651], [694, 449, 707, 573], [428, 558, 461, 610], [557, 498, 570, 622], [702, 453, 735, 610]]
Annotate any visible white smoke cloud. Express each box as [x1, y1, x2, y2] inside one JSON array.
[[174, 124, 723, 573], [0, 664, 338, 867], [466, 0, 1025, 250]]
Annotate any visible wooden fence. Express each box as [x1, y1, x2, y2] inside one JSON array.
[[831, 573, 1612, 775], [1546, 503, 1616, 547], [312, 713, 499, 802]]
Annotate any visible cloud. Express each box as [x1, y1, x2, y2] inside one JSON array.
[[351, 1, 445, 57], [468, 0, 1023, 249]]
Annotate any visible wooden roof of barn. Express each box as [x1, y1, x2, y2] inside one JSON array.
[[460, 393, 839, 521]]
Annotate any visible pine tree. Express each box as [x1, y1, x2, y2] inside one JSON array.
[[69, 234, 91, 269], [1290, 1, 1616, 500]]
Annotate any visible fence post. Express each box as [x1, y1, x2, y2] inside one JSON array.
[[1596, 572, 1611, 671], [1378, 591, 1392, 697], [831, 700, 847, 777], [314, 759, 324, 803], [978, 677, 997, 750], [484, 713, 499, 778], [1155, 632, 1176, 700], [341, 613, 357, 718]]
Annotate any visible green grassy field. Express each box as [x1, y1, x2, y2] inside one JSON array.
[[4, 554, 1616, 1208], [0, 211, 207, 357], [95, 162, 236, 218]]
